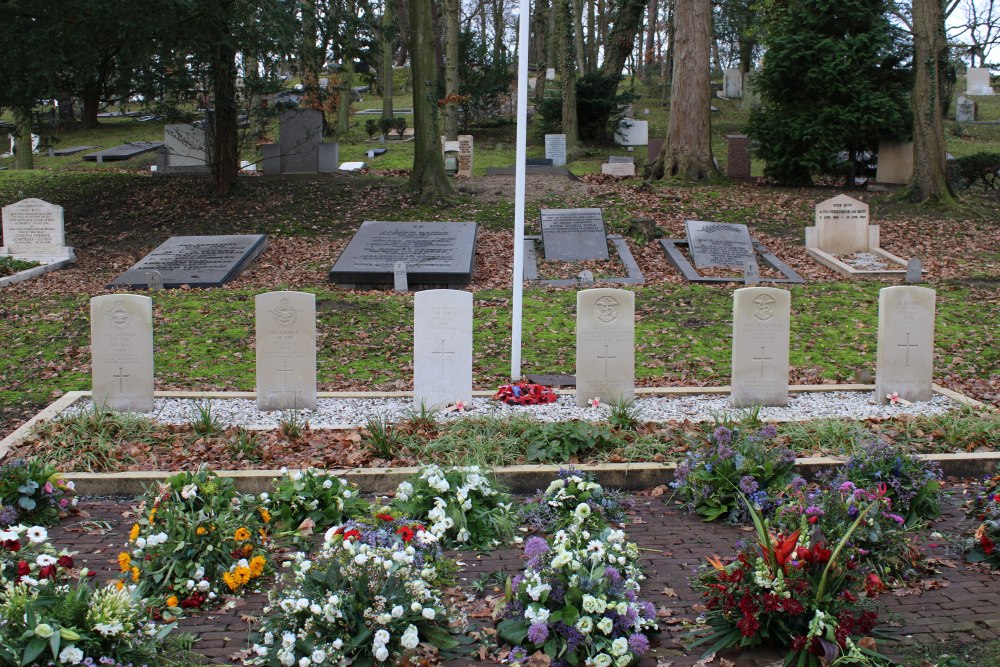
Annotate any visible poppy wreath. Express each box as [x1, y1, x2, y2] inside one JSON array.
[[494, 382, 559, 405]]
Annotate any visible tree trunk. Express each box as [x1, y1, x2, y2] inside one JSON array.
[[644, 0, 659, 84], [443, 0, 460, 139], [208, 0, 239, 197], [573, 0, 587, 73], [555, 0, 580, 155], [337, 57, 354, 136], [908, 0, 955, 203], [82, 88, 101, 129], [587, 0, 598, 69], [600, 0, 647, 80], [492, 0, 506, 65], [409, 0, 452, 202], [383, 0, 396, 119], [12, 107, 34, 170], [649, 0, 715, 180], [532, 0, 550, 103], [301, 0, 321, 107]]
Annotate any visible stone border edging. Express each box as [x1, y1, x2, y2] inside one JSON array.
[[0, 257, 75, 288]]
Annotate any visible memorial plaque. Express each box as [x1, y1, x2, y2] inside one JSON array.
[[279, 108, 323, 173], [684, 220, 756, 269], [576, 288, 634, 407], [393, 261, 408, 292], [601, 162, 636, 177], [90, 294, 154, 412], [540, 208, 610, 261], [544, 134, 567, 166], [1, 198, 68, 257], [876, 286, 936, 402], [413, 289, 473, 410], [107, 234, 268, 289], [256, 291, 317, 411], [814, 194, 870, 255], [731, 287, 790, 407], [329, 221, 478, 289]]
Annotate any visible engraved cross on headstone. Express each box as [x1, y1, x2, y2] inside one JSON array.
[[898, 332, 918, 367], [753, 346, 772, 379], [597, 345, 616, 377], [277, 361, 294, 386], [114, 367, 129, 393], [431, 339, 454, 375]]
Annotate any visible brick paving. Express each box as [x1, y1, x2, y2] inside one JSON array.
[[48, 490, 1000, 666]]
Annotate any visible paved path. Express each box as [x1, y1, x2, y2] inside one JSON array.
[[49, 489, 1000, 666]]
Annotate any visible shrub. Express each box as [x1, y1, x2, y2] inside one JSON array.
[[0, 459, 77, 527], [456, 28, 515, 128], [955, 151, 1000, 189], [265, 468, 369, 536], [520, 469, 633, 534], [536, 72, 636, 143], [671, 424, 799, 523], [525, 421, 621, 462]]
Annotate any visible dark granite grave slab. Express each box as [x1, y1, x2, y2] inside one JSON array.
[[525, 158, 553, 166], [485, 165, 576, 179], [540, 208, 610, 261], [83, 142, 164, 162], [107, 234, 268, 288], [279, 108, 322, 173], [329, 221, 478, 289], [526, 374, 576, 387], [660, 238, 805, 284], [684, 220, 756, 269], [524, 235, 645, 286], [50, 145, 95, 156]]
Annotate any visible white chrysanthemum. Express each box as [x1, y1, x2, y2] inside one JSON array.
[[58, 647, 84, 665], [25, 526, 47, 543]]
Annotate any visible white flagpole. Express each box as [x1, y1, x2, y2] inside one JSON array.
[[510, 0, 530, 380]]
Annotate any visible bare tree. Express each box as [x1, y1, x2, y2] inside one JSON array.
[[954, 0, 1000, 64]]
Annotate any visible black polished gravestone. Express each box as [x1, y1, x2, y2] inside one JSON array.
[[107, 235, 268, 289], [329, 221, 478, 289], [540, 208, 610, 261], [83, 142, 164, 162]]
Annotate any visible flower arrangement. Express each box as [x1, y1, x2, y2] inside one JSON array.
[[390, 465, 517, 549], [249, 520, 461, 667], [498, 523, 658, 667], [963, 469, 1000, 568], [0, 524, 76, 586], [0, 459, 77, 527], [827, 438, 942, 527], [520, 469, 633, 534], [494, 382, 559, 405], [118, 468, 272, 615], [690, 492, 889, 666], [671, 424, 799, 523], [265, 468, 369, 535]]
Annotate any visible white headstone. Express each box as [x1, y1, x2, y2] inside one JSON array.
[[546, 68, 556, 80], [967, 67, 994, 95], [614, 119, 648, 146], [723, 68, 743, 98], [393, 261, 408, 292], [413, 289, 473, 410], [163, 124, 208, 168], [956, 96, 976, 122], [876, 286, 936, 403], [1, 198, 73, 260], [90, 295, 154, 412], [255, 291, 317, 411], [544, 134, 567, 166], [576, 288, 635, 407], [814, 194, 870, 255], [731, 287, 790, 407], [601, 162, 636, 177]]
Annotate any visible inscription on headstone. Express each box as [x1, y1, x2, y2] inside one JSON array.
[[684, 220, 756, 269], [107, 235, 268, 289], [906, 257, 923, 284], [457, 135, 473, 177], [1, 198, 70, 258], [544, 134, 567, 166], [145, 270, 164, 291], [256, 291, 317, 411], [540, 208, 610, 261], [393, 261, 408, 292], [413, 289, 473, 410], [731, 287, 790, 407], [814, 194, 870, 255], [576, 288, 635, 407], [876, 285, 936, 402], [90, 294, 154, 412]]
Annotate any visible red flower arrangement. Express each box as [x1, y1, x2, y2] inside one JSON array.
[[493, 382, 558, 405]]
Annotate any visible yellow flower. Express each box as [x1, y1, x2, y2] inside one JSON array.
[[114, 580, 125, 591], [130, 566, 140, 582], [234, 527, 251, 542], [222, 571, 238, 591], [249, 555, 266, 577], [166, 595, 179, 608], [234, 565, 251, 586], [148, 507, 157, 524], [259, 507, 271, 523], [129, 524, 141, 542], [117, 552, 131, 573], [196, 526, 208, 536]]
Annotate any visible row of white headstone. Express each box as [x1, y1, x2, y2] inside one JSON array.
[[89, 285, 936, 414]]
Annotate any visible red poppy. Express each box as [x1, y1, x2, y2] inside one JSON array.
[[396, 526, 415, 542], [376, 513, 395, 522], [4, 540, 21, 553], [57, 555, 74, 568]]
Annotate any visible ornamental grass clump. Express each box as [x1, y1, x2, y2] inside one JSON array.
[[118, 468, 272, 616], [963, 468, 1000, 567], [265, 468, 369, 535], [0, 459, 77, 527], [249, 519, 462, 667], [520, 469, 634, 534], [390, 464, 516, 549], [498, 523, 658, 667], [671, 424, 799, 523]]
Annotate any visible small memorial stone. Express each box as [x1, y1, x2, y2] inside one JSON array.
[[876, 285, 936, 402], [90, 294, 154, 412], [607, 156, 634, 164], [956, 96, 976, 122], [393, 261, 408, 292], [601, 162, 636, 177], [906, 257, 923, 284], [413, 289, 473, 410], [576, 288, 635, 407], [540, 208, 610, 261], [255, 291, 317, 411], [108, 234, 268, 289], [731, 287, 790, 407], [743, 259, 760, 286], [457, 135, 473, 177], [684, 220, 756, 269], [145, 271, 164, 291], [814, 194, 870, 255], [579, 270, 594, 284], [544, 134, 567, 166]]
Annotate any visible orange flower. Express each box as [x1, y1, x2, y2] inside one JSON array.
[[166, 595, 179, 608], [234, 527, 251, 542], [114, 580, 125, 591], [259, 508, 271, 523], [222, 571, 238, 591], [706, 554, 726, 571], [130, 566, 140, 582], [196, 526, 208, 536], [242, 544, 254, 557], [117, 552, 131, 572], [249, 555, 266, 577], [148, 507, 157, 524], [129, 524, 141, 542]]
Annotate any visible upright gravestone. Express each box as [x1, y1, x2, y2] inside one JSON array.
[[540, 208, 610, 261], [107, 234, 268, 289], [1, 198, 75, 261], [393, 261, 408, 292], [615, 119, 648, 146], [876, 286, 936, 403], [741, 71, 761, 110], [90, 294, 154, 412], [601, 162, 636, 177], [279, 108, 323, 173], [576, 288, 635, 407], [726, 135, 751, 179], [731, 287, 790, 407], [875, 141, 913, 185], [723, 68, 743, 98], [956, 96, 976, 122], [685, 220, 756, 269], [255, 291, 317, 411], [906, 257, 923, 284], [967, 67, 994, 95], [159, 124, 209, 172], [814, 194, 870, 255], [544, 134, 567, 166], [413, 289, 473, 410], [457, 135, 474, 177]]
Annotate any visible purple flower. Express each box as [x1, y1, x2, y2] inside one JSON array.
[[628, 633, 650, 655], [527, 622, 549, 644], [739, 476, 759, 494], [43, 481, 54, 494], [639, 601, 656, 620], [604, 566, 622, 583], [779, 449, 797, 464], [839, 481, 857, 493], [886, 513, 905, 525], [716, 444, 735, 460], [789, 476, 807, 491], [524, 536, 549, 560], [509, 646, 528, 664], [759, 424, 778, 439], [0, 505, 18, 527], [804, 506, 825, 517], [712, 426, 733, 445], [848, 504, 859, 519]]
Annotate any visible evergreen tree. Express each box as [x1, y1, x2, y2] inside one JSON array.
[[747, 0, 911, 185]]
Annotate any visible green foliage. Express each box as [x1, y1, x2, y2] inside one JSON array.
[[364, 413, 401, 459], [607, 396, 641, 431], [747, 0, 911, 184], [0, 256, 40, 276], [537, 72, 636, 143], [0, 459, 75, 527], [956, 152, 1000, 190], [456, 29, 515, 128], [525, 421, 620, 463], [265, 468, 369, 535], [189, 399, 221, 437], [278, 409, 308, 439], [31, 406, 162, 472], [519, 470, 634, 534]]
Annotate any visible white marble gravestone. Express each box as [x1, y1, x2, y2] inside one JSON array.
[[731, 287, 790, 407], [956, 96, 975, 122], [814, 194, 870, 255], [90, 295, 154, 412], [876, 286, 936, 403], [576, 288, 635, 407], [162, 124, 208, 169], [413, 289, 473, 410], [1, 198, 74, 261], [545, 134, 567, 166], [255, 291, 317, 411], [614, 119, 648, 146], [967, 67, 994, 95], [724, 68, 743, 98]]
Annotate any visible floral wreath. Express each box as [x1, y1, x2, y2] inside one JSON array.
[[493, 381, 559, 405]]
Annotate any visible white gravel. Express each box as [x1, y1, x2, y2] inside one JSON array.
[[59, 391, 961, 430]]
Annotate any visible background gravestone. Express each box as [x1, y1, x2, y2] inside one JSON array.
[[956, 96, 976, 122], [876, 285, 936, 403], [615, 119, 648, 146], [279, 108, 323, 173], [875, 141, 913, 184], [457, 135, 473, 177], [967, 67, 993, 95], [601, 162, 636, 177], [731, 287, 790, 407], [108, 235, 268, 289], [159, 124, 209, 172], [576, 288, 635, 407], [413, 289, 473, 410], [723, 68, 743, 98], [255, 291, 317, 411], [544, 134, 567, 166], [685, 220, 756, 269], [90, 294, 154, 412], [329, 221, 478, 289], [814, 194, 870, 254], [1, 198, 74, 260], [540, 208, 610, 261], [726, 135, 751, 179]]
